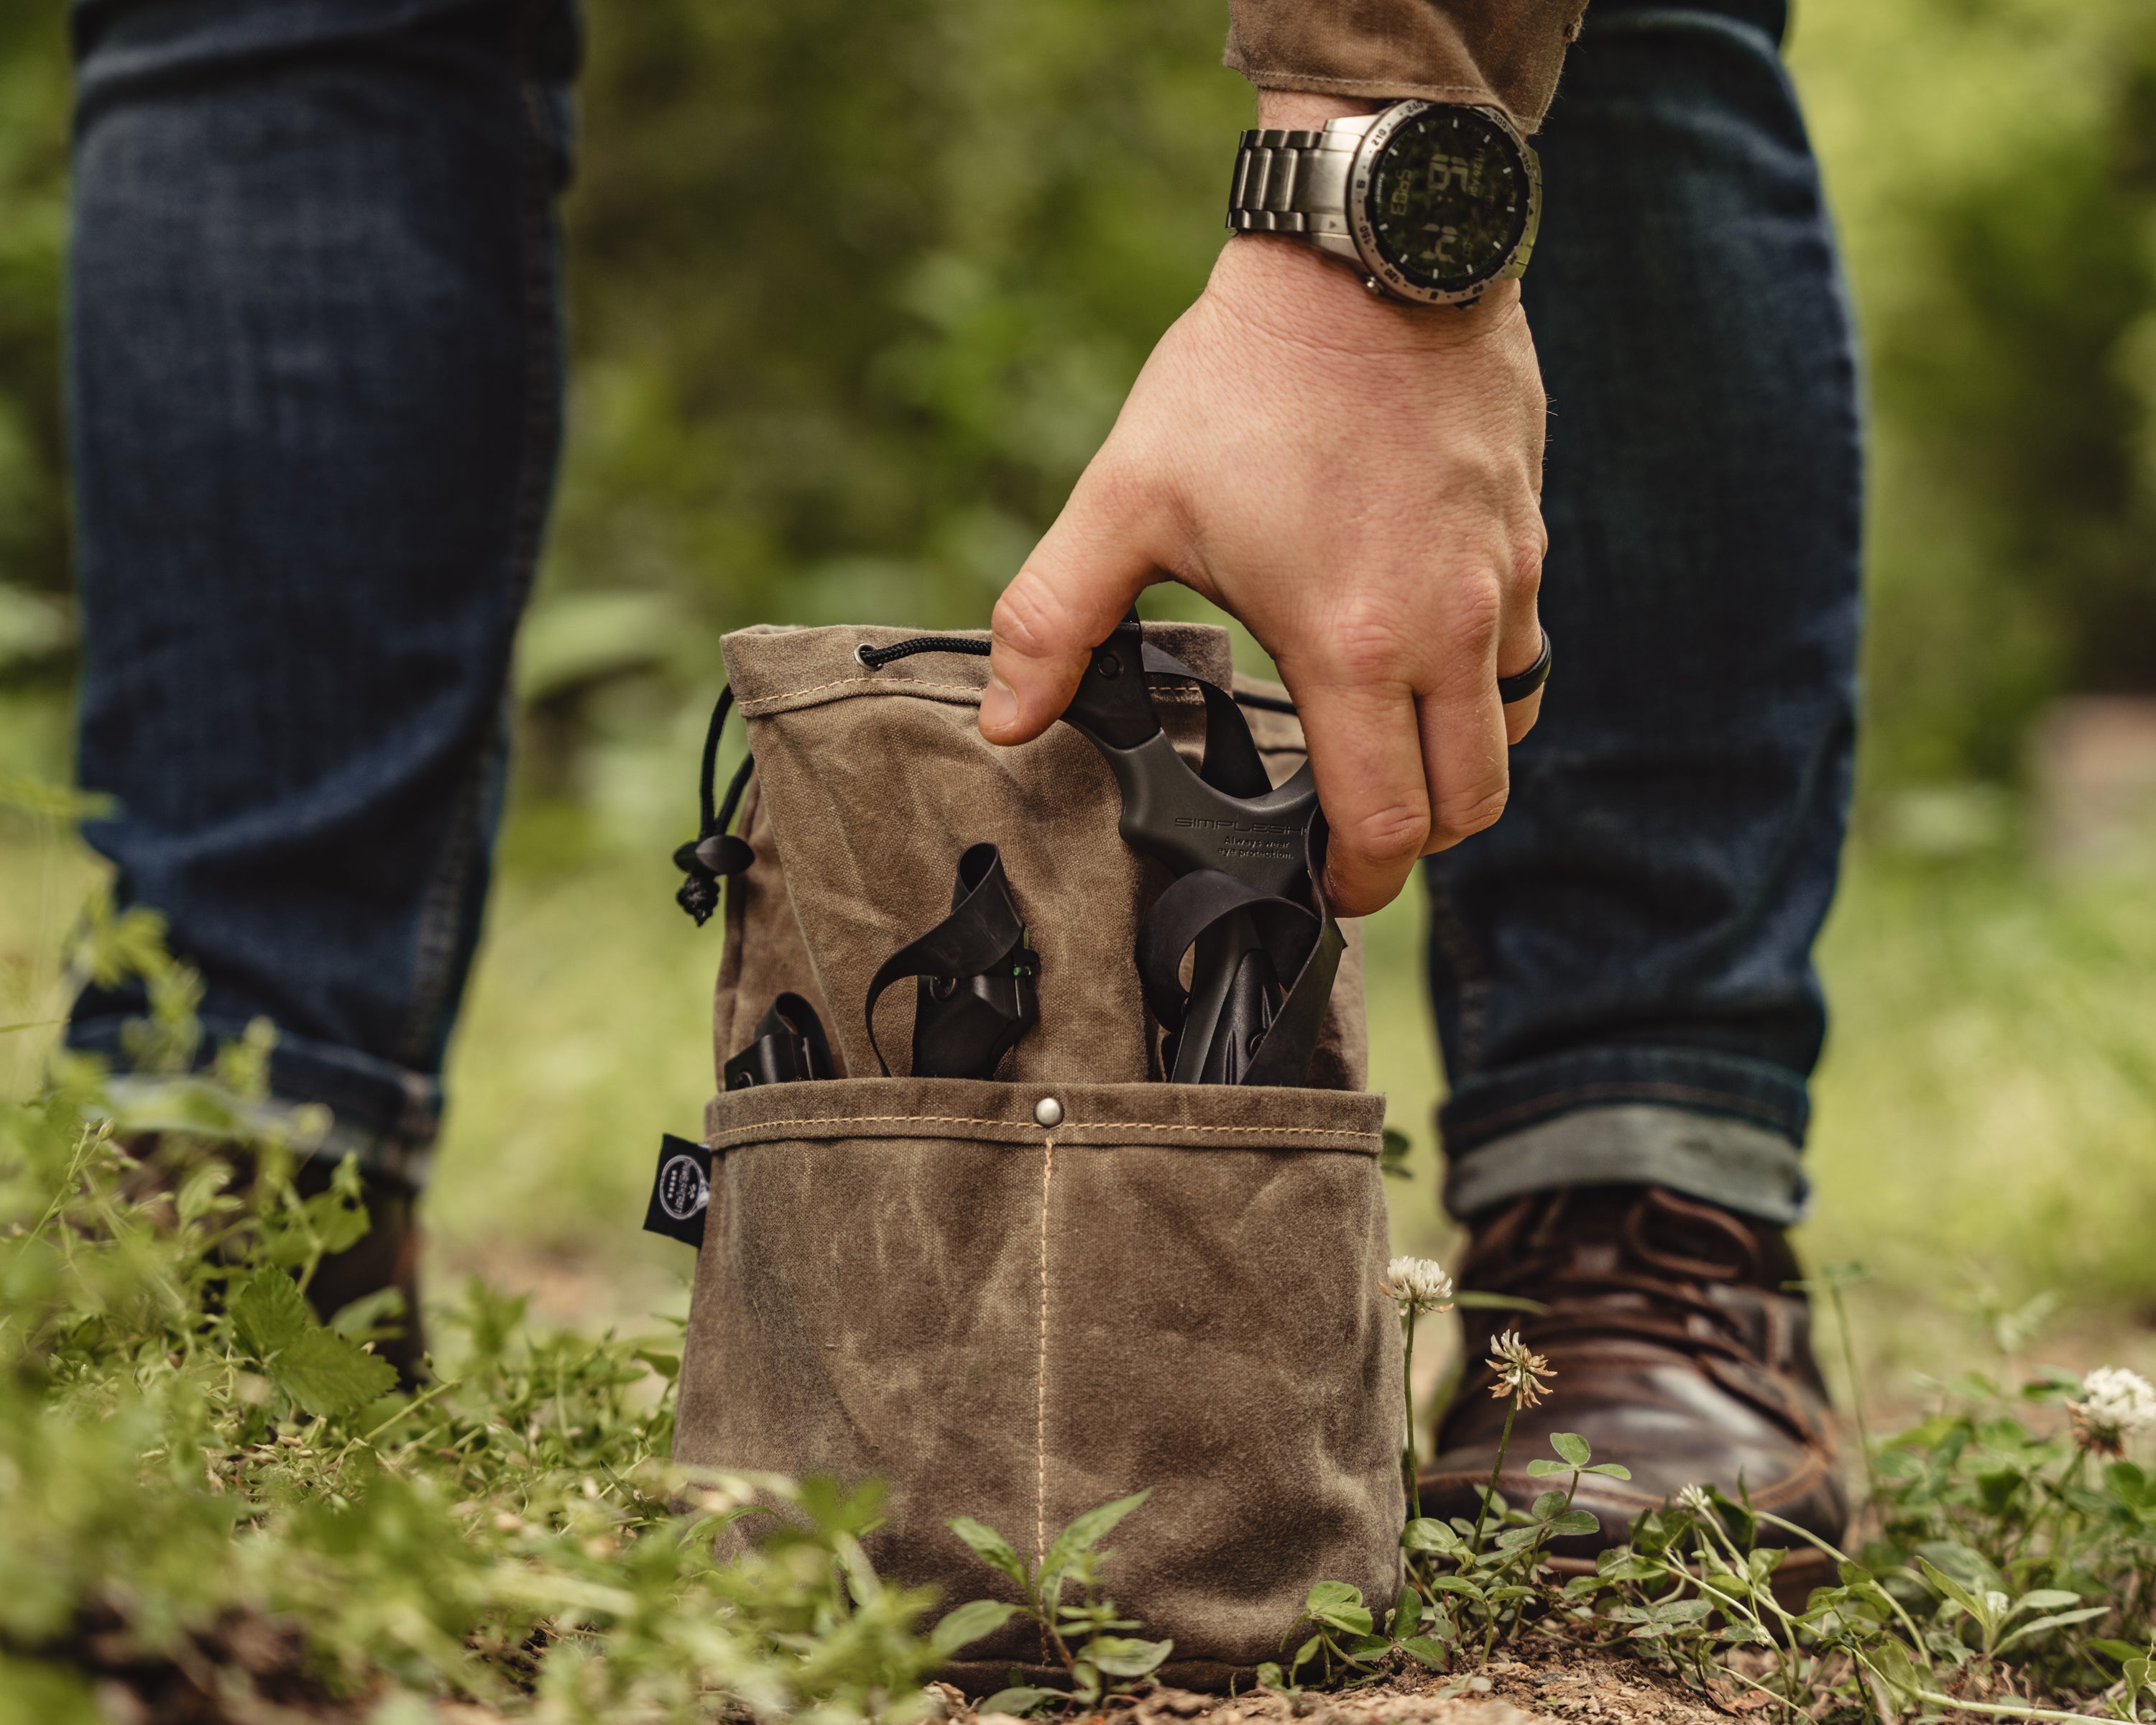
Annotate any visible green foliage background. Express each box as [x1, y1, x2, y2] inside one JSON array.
[[4, 0, 2155, 781]]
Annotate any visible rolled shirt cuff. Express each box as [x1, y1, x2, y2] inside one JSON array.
[[1222, 0, 1589, 132]]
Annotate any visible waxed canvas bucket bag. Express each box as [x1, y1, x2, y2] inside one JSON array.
[[671, 621, 1402, 1690]]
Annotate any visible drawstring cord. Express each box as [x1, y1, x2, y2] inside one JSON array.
[[857, 631, 1299, 717], [670, 637, 1296, 928], [673, 686, 755, 926], [856, 635, 990, 670]]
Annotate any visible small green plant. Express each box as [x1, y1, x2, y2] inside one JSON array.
[[0, 845, 1015, 1721], [1256, 1578, 1452, 1692], [1395, 1427, 1623, 1662], [1279, 1254, 2156, 1722], [1380, 1254, 1455, 1519], [947, 1492, 1173, 1711]]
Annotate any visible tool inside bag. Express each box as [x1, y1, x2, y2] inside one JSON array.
[[1053, 618, 1342, 1085], [863, 842, 1039, 1080], [671, 619, 1362, 1090], [659, 621, 1396, 1695]]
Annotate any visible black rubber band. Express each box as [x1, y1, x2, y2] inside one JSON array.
[[1497, 630, 1552, 704]]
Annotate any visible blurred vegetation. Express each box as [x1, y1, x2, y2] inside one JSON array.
[[6, 0, 2155, 786], [0, 0, 2154, 1367], [1789, 0, 2156, 786]]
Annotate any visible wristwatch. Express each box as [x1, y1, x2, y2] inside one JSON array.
[[1225, 101, 1541, 307]]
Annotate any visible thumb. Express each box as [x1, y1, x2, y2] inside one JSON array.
[[982, 476, 1163, 745]]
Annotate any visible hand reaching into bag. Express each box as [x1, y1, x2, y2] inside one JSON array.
[[978, 94, 1548, 919]]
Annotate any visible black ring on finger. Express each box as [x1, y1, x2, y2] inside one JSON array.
[[1496, 630, 1552, 705]]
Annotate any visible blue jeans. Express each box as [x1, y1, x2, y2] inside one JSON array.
[[66, 0, 579, 1184], [65, 0, 1859, 1225], [1429, 0, 1861, 1225]]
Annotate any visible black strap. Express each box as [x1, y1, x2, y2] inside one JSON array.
[[1133, 819, 1344, 1086], [1137, 643, 1271, 798], [1138, 871, 1312, 1034], [864, 843, 1040, 1079], [673, 686, 757, 925], [722, 992, 836, 1090]]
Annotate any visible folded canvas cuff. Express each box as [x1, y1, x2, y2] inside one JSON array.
[[1222, 0, 1589, 131]]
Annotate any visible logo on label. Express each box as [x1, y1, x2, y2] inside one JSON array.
[[657, 1154, 710, 1221]]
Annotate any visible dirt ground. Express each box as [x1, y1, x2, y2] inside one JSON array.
[[946, 1638, 1731, 1725], [86, 1634, 1720, 1725]]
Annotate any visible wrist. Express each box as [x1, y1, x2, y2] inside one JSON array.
[[1253, 90, 1383, 130], [1212, 224, 1524, 354]]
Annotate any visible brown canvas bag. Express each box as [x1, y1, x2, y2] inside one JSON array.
[[673, 622, 1403, 1690]]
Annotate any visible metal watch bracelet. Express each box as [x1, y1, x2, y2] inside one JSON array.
[[1225, 123, 1365, 262], [1224, 102, 1540, 307]]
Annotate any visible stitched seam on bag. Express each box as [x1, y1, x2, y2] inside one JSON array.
[[1036, 1133, 1054, 1591], [707, 1112, 1378, 1140], [736, 675, 1212, 715], [736, 677, 987, 712], [1089, 1122, 1376, 1139]]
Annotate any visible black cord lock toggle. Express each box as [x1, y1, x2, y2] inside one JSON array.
[[865, 842, 1040, 1080], [672, 686, 757, 926]]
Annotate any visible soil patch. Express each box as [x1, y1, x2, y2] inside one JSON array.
[[949, 1639, 1725, 1725]]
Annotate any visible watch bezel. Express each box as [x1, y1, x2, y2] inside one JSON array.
[[1348, 100, 1542, 307]]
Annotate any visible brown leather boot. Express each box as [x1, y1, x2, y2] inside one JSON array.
[[121, 1138, 428, 1385], [1416, 1184, 1846, 1594], [293, 1159, 428, 1386]]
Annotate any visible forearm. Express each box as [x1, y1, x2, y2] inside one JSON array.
[[982, 52, 1552, 918]]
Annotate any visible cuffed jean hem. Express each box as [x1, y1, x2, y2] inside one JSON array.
[[67, 1011, 441, 1190], [1442, 1103, 1809, 1226], [1438, 1045, 1811, 1225]]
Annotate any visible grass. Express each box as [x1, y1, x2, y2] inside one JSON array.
[[5, 696, 2156, 1718], [7, 892, 2156, 1720]]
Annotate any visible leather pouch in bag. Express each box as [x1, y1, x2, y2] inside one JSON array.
[[673, 622, 1401, 1689]]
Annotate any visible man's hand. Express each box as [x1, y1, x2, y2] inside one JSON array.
[[978, 93, 1547, 918]]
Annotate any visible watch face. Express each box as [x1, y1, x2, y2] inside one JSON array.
[[1365, 106, 1533, 294]]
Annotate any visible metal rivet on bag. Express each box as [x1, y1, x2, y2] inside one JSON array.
[[1033, 1097, 1064, 1128]]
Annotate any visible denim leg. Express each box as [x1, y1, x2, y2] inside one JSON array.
[[1429, 0, 1863, 1226], [66, 0, 579, 1184]]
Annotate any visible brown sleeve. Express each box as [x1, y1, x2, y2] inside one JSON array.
[[1222, 0, 1590, 132]]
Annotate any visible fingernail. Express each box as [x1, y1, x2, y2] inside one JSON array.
[[979, 678, 1018, 737]]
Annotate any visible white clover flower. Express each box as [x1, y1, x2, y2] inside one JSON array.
[[1487, 1328, 1556, 1409], [2068, 1366, 2156, 1457], [1380, 1256, 1455, 1319]]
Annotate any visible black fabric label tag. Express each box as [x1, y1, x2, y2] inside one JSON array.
[[642, 1133, 711, 1247]]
